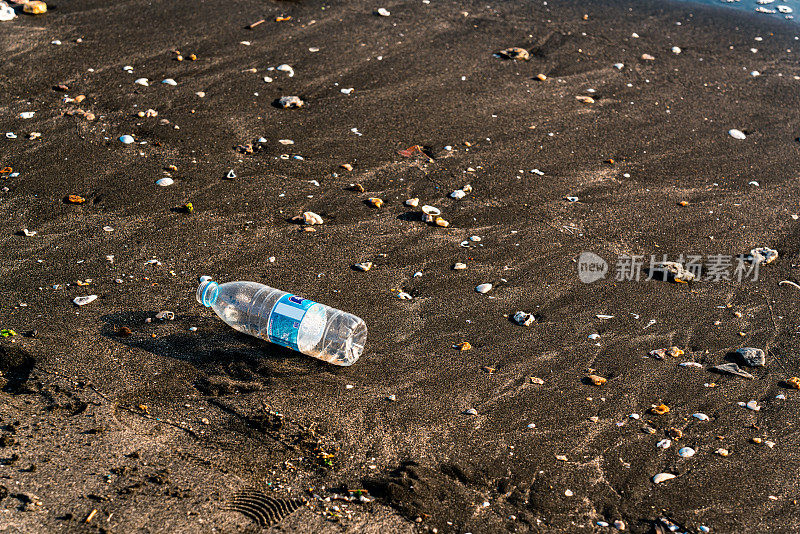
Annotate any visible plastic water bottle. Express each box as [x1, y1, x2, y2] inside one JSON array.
[[196, 280, 367, 366]]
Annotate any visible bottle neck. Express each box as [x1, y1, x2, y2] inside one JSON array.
[[196, 281, 219, 307]]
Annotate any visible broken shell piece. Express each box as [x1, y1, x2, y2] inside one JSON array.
[[657, 439, 671, 449], [276, 64, 295, 77], [155, 311, 175, 321], [367, 197, 384, 208], [692, 413, 709, 421], [653, 473, 676, 484], [450, 189, 467, 200], [354, 262, 373, 271], [134, 78, 149, 86], [745, 400, 761, 411], [530, 376, 545, 385], [587, 374, 606, 386], [396, 292, 412, 300], [68, 195, 86, 204], [292, 211, 323, 225], [513, 311, 535, 327], [22, 229, 37, 237], [155, 177, 174, 187], [711, 362, 754, 379], [376, 7, 390, 16], [736, 347, 765, 367], [73, 295, 98, 306], [464, 408, 478, 415], [454, 341, 472, 351], [748, 247, 778, 265], [434, 216, 449, 227], [641, 53, 655, 60], [453, 263, 467, 270], [496, 47, 530, 60], [405, 198, 420, 207], [277, 96, 304, 109], [536, 73, 547, 81], [649, 346, 684, 359], [421, 205, 440, 216], [728, 129, 747, 140], [650, 404, 670, 415], [715, 448, 730, 457], [340, 163, 353, 171], [475, 283, 493, 294], [575, 95, 595, 104], [653, 261, 695, 283]]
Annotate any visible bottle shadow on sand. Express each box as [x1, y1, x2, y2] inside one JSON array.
[[99, 311, 335, 395]]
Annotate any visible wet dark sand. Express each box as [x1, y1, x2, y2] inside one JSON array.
[[3, 0, 800, 532]]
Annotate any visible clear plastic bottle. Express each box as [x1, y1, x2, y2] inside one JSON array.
[[196, 280, 366, 366]]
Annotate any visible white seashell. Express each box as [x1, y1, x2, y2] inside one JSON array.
[[397, 292, 412, 300], [155, 177, 174, 186], [469, 236, 481, 242], [421, 205, 440, 216], [588, 333, 601, 340], [134, 78, 149, 86], [613, 63, 624, 69], [405, 198, 420, 207], [0, 3, 16, 20], [155, 311, 175, 321], [20, 112, 35, 119], [657, 439, 671, 449], [162, 78, 177, 86], [671, 46, 681, 54], [276, 64, 295, 77], [354, 261, 373, 271], [693, 413, 709, 421], [450, 189, 466, 199], [629, 413, 640, 420], [22, 229, 37, 237], [462, 184, 472, 193], [263, 76, 273, 83], [652, 473, 676, 484], [778, 5, 793, 13], [596, 314, 614, 319], [678, 447, 695, 458], [729, 129, 747, 140], [6, 132, 17, 139], [464, 408, 478, 415], [475, 283, 493, 294], [340, 88, 354, 94], [453, 262, 467, 270], [513, 311, 535, 326], [749, 247, 778, 264], [746, 400, 761, 411], [750, 70, 760, 77], [73, 295, 98, 306], [377, 7, 390, 16], [278, 139, 294, 145]]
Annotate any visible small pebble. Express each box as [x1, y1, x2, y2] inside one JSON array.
[[376, 7, 390, 16], [119, 135, 135, 144], [729, 129, 747, 140], [155, 177, 174, 187], [677, 447, 695, 458], [475, 283, 492, 294]]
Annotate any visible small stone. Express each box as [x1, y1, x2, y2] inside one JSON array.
[[671, 46, 682, 54], [575, 95, 595, 104], [497, 47, 530, 60], [376, 7, 390, 16], [454, 341, 472, 351], [23, 1, 47, 14], [434, 216, 449, 227], [354, 261, 373, 272], [652, 473, 676, 484], [119, 135, 135, 144], [692, 413, 709, 421], [745, 400, 761, 411], [450, 189, 467, 200], [751, 437, 762, 444], [715, 448, 730, 457], [277, 96, 304, 108], [340, 163, 353, 171], [748, 247, 778, 265], [641, 53, 655, 60], [649, 346, 684, 359], [677, 447, 695, 458], [117, 326, 132, 337], [201, 418, 210, 425], [729, 129, 747, 140], [536, 73, 547, 81], [613, 520, 626, 531], [73, 295, 98, 306], [367, 197, 384, 208], [737, 347, 766, 367], [653, 261, 695, 283], [711, 362, 754, 379], [67, 195, 86, 204], [453, 262, 467, 270], [475, 283, 493, 294], [292, 211, 323, 225], [396, 292, 413, 300], [155, 177, 174, 187], [387, 394, 396, 401], [513, 311, 535, 327], [650, 404, 670, 415], [529, 376, 545, 385], [587, 374, 606, 386], [555, 454, 568, 461], [405, 198, 419, 207]]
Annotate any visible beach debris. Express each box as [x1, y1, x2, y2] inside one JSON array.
[[575, 95, 595, 104], [729, 129, 747, 140], [134, 78, 149, 86], [397, 145, 433, 161], [613, 62, 624, 69], [155, 311, 175, 321], [24, 1, 47, 14], [667, 427, 683, 439], [650, 403, 670, 415], [529, 376, 545, 385], [671, 46, 682, 54], [743, 400, 761, 411], [73, 295, 98, 306], [67, 195, 86, 204], [640, 53, 655, 60], [277, 96, 304, 109], [227, 489, 305, 528], [0, 329, 17, 337], [678, 447, 695, 458], [786, 377, 800, 389], [226, 170, 236, 179], [117, 326, 132, 337], [433, 216, 450, 227], [247, 19, 265, 29], [353, 262, 373, 272], [292, 211, 323, 225], [555, 454, 568, 462], [453, 263, 467, 270], [21, 229, 36, 237], [649, 346, 684, 359], [162, 78, 177, 86], [737, 347, 765, 367], [565, 196, 579, 202], [0, 2, 16, 20], [275, 15, 291, 22], [496, 47, 530, 60], [119, 135, 135, 144], [454, 341, 472, 351], [652, 473, 676, 484], [396, 292, 412, 300], [692, 413, 709, 421], [711, 362, 754, 379], [19, 111, 35, 119], [748, 246, 778, 264], [513, 311, 535, 326], [657, 439, 671, 449], [652, 261, 695, 283], [536, 73, 547, 81], [715, 448, 730, 457], [376, 7, 390, 16], [366, 197, 384, 208], [276, 64, 295, 77], [155, 177, 174, 187], [340, 163, 353, 171], [405, 198, 419, 207], [450, 187, 470, 199], [464, 408, 478, 415], [587, 374, 606, 386], [421, 205, 441, 216], [475, 283, 493, 294]]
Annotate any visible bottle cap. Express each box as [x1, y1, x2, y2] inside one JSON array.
[[196, 280, 219, 307]]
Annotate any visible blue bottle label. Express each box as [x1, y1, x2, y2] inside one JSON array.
[[267, 294, 316, 351]]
